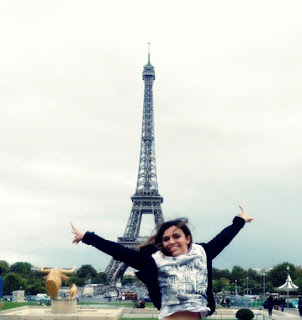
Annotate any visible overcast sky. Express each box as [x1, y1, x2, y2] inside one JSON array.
[[1, 1, 301, 274]]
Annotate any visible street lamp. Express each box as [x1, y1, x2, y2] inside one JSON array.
[[262, 269, 266, 297], [286, 266, 290, 308], [246, 277, 249, 296], [235, 280, 238, 296]]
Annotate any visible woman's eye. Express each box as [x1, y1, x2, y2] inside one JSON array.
[[162, 237, 170, 242], [173, 234, 181, 239]]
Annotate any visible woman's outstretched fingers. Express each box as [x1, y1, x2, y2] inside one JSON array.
[[70, 222, 84, 244], [238, 205, 253, 223]]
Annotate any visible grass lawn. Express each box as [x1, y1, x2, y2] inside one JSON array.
[[1, 301, 39, 311], [0, 300, 154, 311]]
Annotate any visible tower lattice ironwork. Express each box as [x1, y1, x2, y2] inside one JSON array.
[[105, 48, 164, 284]]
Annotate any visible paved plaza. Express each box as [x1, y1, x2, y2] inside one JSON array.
[[122, 307, 301, 319]]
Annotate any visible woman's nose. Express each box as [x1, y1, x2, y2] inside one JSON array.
[[169, 237, 176, 244]]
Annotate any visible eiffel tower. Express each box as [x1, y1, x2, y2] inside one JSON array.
[[105, 47, 164, 284]]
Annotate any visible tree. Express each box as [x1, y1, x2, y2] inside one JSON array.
[[213, 277, 231, 293], [66, 275, 84, 286], [268, 262, 296, 287], [231, 266, 247, 282], [0, 260, 9, 274], [245, 269, 262, 295], [212, 279, 219, 293], [76, 265, 97, 279], [26, 279, 46, 295], [220, 277, 231, 292], [122, 275, 137, 285], [94, 272, 107, 284], [293, 278, 302, 295], [3, 273, 27, 295], [213, 268, 231, 280], [247, 268, 261, 283], [212, 277, 230, 292], [10, 262, 33, 277], [293, 267, 302, 295]]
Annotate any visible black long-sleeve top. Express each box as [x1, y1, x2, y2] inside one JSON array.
[[82, 216, 245, 315]]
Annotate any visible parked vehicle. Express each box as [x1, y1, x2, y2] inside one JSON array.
[[36, 293, 50, 302], [119, 290, 137, 300]]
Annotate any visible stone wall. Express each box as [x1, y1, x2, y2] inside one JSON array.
[[12, 290, 25, 302]]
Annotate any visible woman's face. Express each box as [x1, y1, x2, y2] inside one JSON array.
[[162, 225, 191, 256]]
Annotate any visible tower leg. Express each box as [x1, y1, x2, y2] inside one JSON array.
[[104, 196, 164, 284]]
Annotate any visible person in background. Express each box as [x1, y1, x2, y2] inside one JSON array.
[[274, 296, 280, 310], [138, 298, 146, 308], [298, 296, 302, 317], [0, 267, 4, 300], [0, 267, 3, 310], [266, 295, 274, 316], [226, 297, 231, 308], [280, 297, 285, 312]]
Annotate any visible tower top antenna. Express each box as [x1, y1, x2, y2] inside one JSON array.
[[148, 42, 150, 64], [143, 42, 155, 78]]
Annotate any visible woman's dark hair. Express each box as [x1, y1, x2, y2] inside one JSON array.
[[139, 218, 192, 255]]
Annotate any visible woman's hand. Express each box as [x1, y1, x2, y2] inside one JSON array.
[[71, 222, 84, 244], [238, 206, 253, 223]]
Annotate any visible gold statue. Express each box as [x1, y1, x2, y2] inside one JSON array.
[[68, 283, 78, 301], [41, 267, 75, 299]]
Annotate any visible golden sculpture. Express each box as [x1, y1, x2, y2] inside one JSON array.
[[41, 267, 76, 300], [68, 283, 78, 301]]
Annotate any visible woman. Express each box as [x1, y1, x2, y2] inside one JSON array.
[[265, 295, 274, 316], [298, 296, 302, 317], [71, 206, 253, 320]]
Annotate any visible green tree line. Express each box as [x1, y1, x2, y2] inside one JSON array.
[[1, 260, 301, 296], [0, 261, 107, 295], [212, 263, 302, 296]]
